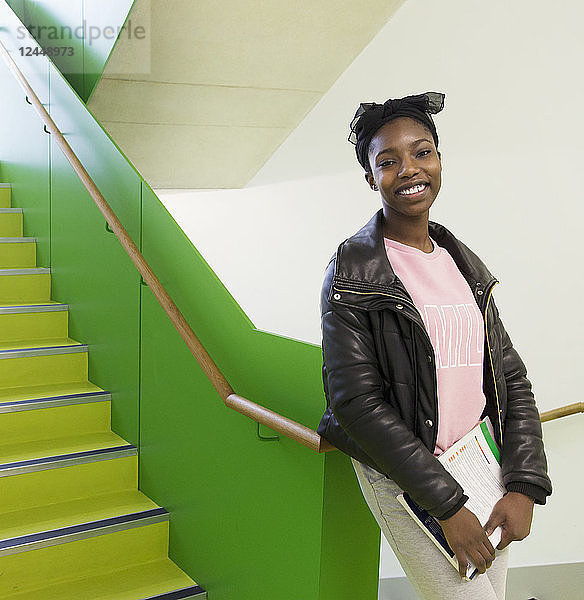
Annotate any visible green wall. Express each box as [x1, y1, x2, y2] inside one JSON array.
[[0, 3, 380, 598]]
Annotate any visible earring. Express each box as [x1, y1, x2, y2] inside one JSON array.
[[372, 184, 378, 191]]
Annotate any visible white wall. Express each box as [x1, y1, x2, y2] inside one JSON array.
[[158, 0, 584, 578]]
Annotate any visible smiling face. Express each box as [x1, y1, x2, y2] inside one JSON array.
[[365, 117, 442, 222]]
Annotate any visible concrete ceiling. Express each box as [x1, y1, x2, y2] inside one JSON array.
[[88, 0, 404, 189]]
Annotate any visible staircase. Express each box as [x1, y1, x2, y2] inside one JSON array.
[[0, 183, 206, 599]]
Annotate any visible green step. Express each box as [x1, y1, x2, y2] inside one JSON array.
[[0, 185, 11, 209], [1, 559, 205, 599], [0, 238, 36, 268], [0, 209, 23, 236], [0, 269, 51, 303]]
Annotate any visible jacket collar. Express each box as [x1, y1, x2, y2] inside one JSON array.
[[333, 209, 497, 293]]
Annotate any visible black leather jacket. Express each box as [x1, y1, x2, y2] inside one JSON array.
[[317, 210, 552, 520]]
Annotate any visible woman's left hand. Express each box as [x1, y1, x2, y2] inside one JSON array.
[[484, 492, 535, 550]]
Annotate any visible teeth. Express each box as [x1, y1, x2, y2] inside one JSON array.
[[398, 184, 426, 195]]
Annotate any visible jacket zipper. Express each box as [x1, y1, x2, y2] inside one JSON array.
[[482, 281, 504, 446]]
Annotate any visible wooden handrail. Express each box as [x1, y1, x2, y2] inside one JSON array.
[[226, 394, 335, 452], [0, 38, 336, 454], [540, 402, 583, 423]]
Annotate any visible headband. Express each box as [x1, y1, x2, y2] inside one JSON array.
[[349, 92, 445, 171]]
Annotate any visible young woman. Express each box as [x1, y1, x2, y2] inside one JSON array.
[[317, 93, 552, 600]]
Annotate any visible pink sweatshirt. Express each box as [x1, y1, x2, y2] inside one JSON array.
[[384, 237, 486, 455]]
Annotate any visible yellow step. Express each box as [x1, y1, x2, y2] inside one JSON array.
[[0, 337, 79, 352], [0, 489, 158, 542], [0, 398, 110, 446], [2, 558, 204, 599], [0, 343, 88, 389], [0, 185, 11, 209], [0, 451, 137, 516], [0, 304, 68, 342], [0, 269, 51, 303], [0, 430, 137, 517], [0, 430, 128, 467], [0, 381, 105, 404], [0, 238, 36, 268], [0, 209, 23, 236], [0, 518, 170, 595]]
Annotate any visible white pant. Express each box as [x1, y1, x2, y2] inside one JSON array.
[[351, 458, 509, 600]]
